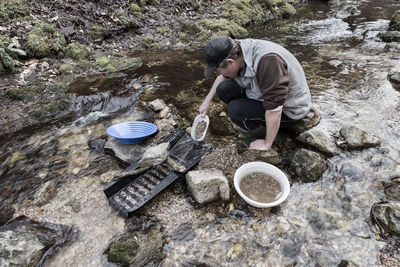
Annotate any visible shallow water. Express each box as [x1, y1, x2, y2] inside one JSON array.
[[1, 0, 400, 265]]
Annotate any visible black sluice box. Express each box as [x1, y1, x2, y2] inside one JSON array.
[[103, 128, 213, 218]]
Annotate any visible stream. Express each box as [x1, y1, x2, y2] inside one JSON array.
[[1, 0, 400, 266]]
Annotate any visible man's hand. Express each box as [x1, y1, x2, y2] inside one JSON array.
[[249, 139, 271, 150], [199, 100, 210, 116]]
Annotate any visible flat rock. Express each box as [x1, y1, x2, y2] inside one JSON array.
[[241, 149, 281, 165], [148, 99, 166, 112], [104, 138, 145, 164], [290, 103, 321, 133], [297, 128, 342, 156], [338, 125, 381, 149], [186, 169, 230, 204]]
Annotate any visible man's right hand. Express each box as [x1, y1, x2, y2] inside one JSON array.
[[199, 100, 210, 116]]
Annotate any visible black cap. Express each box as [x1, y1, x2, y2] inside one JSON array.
[[204, 35, 233, 78]]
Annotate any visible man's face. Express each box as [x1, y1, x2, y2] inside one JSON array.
[[215, 59, 241, 79]]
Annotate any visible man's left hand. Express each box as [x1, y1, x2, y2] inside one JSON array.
[[249, 139, 271, 150]]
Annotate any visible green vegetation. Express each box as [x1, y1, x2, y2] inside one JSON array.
[[32, 97, 71, 120], [5, 85, 41, 101], [108, 238, 139, 265], [389, 12, 400, 31], [141, 36, 160, 49], [89, 25, 109, 42], [201, 18, 248, 38], [156, 27, 169, 35], [220, 0, 265, 26], [64, 43, 90, 60], [0, 36, 26, 74], [130, 3, 144, 19], [59, 64, 74, 74], [26, 22, 66, 58], [260, 0, 296, 18], [95, 55, 142, 72], [0, 0, 30, 23]]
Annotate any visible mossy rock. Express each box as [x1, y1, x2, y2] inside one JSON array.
[[0, 0, 30, 23], [0, 47, 15, 73], [200, 18, 248, 38], [219, 0, 265, 26], [95, 55, 142, 72], [116, 11, 139, 29], [179, 19, 204, 35], [192, 1, 203, 12], [141, 36, 160, 49], [26, 22, 66, 58], [135, 0, 146, 7], [5, 85, 41, 101], [389, 12, 400, 31], [108, 238, 139, 265], [32, 97, 71, 120], [276, 3, 296, 18], [261, 0, 286, 7], [59, 64, 74, 74], [89, 25, 109, 42], [156, 27, 169, 35], [64, 43, 90, 60], [130, 3, 144, 19]]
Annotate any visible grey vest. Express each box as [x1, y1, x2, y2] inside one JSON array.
[[235, 39, 311, 120]]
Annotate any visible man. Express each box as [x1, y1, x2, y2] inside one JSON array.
[[199, 35, 311, 150]]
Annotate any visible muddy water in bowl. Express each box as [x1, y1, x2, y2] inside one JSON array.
[[239, 172, 282, 203]]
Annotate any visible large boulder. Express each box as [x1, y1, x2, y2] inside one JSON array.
[[186, 169, 230, 204], [372, 202, 400, 236], [338, 125, 381, 149], [289, 149, 328, 182], [241, 148, 281, 165]]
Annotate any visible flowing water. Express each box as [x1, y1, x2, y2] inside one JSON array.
[[1, 0, 400, 266]]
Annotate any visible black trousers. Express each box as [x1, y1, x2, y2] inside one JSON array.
[[216, 79, 297, 131]]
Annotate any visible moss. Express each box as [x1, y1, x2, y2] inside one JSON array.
[[156, 27, 169, 35], [261, 0, 286, 7], [116, 11, 139, 29], [201, 18, 248, 38], [118, 57, 142, 70], [95, 56, 111, 69], [0, 47, 15, 73], [26, 22, 66, 58], [219, 0, 265, 26], [141, 36, 160, 49], [64, 43, 90, 60], [0, 0, 30, 23], [149, 0, 159, 6], [108, 238, 139, 265], [135, 0, 146, 7], [179, 19, 203, 35], [89, 25, 109, 42], [59, 64, 74, 74], [51, 82, 69, 93], [192, 1, 203, 12], [130, 3, 144, 19], [32, 97, 71, 120], [5, 85, 41, 101], [389, 13, 400, 31], [277, 3, 296, 18]]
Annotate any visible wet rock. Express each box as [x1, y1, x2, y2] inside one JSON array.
[[159, 106, 170, 118], [148, 99, 166, 112], [378, 31, 400, 43], [227, 243, 244, 260], [388, 71, 400, 87], [241, 148, 281, 165], [338, 125, 381, 149], [290, 103, 321, 133], [289, 148, 327, 182], [172, 223, 196, 241], [166, 156, 186, 173], [297, 128, 342, 156], [0, 207, 14, 225], [138, 142, 170, 168], [104, 138, 145, 165], [384, 42, 400, 52], [372, 202, 400, 236], [108, 226, 163, 266], [0, 216, 78, 266], [388, 12, 400, 31], [33, 180, 57, 206], [186, 169, 230, 204]]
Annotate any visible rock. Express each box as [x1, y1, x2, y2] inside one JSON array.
[[384, 42, 400, 52], [290, 149, 328, 182], [108, 225, 163, 266], [388, 71, 400, 85], [166, 156, 186, 173], [378, 31, 400, 42], [155, 118, 178, 133], [159, 106, 170, 118], [0, 216, 78, 266], [148, 99, 166, 112], [372, 202, 400, 236], [104, 138, 145, 165], [186, 169, 230, 204], [241, 149, 281, 165], [297, 128, 342, 156], [33, 180, 57, 206], [389, 12, 400, 31], [138, 142, 170, 168], [227, 243, 243, 260], [290, 103, 321, 133], [338, 125, 381, 149]]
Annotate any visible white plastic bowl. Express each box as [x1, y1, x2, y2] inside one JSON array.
[[234, 162, 290, 208]]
